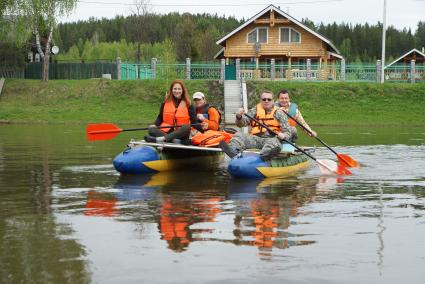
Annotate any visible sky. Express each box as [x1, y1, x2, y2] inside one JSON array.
[[61, 0, 425, 32]]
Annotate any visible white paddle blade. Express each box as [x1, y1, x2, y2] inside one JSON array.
[[316, 159, 338, 175]]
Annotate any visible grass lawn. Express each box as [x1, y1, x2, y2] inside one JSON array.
[[1, 79, 424, 126]]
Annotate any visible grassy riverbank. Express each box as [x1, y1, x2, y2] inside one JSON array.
[[1, 79, 424, 126]]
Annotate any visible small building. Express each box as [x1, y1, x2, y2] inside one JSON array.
[[385, 48, 425, 67], [215, 4, 343, 80], [384, 48, 425, 82]]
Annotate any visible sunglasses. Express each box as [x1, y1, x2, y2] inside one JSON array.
[[261, 98, 273, 102]]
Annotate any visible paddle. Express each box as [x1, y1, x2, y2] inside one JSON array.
[[86, 123, 199, 142], [281, 108, 359, 168], [244, 113, 351, 176]]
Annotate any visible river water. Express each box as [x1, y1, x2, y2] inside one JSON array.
[[1, 124, 425, 283]]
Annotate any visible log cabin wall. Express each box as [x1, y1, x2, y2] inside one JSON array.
[[223, 11, 328, 62]]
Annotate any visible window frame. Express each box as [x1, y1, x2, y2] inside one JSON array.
[[246, 27, 269, 44], [279, 27, 301, 44]]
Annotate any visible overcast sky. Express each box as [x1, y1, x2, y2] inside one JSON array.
[[61, 0, 425, 32]]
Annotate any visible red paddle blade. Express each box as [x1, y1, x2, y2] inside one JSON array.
[[337, 154, 359, 168], [86, 123, 122, 141], [317, 159, 352, 176], [336, 164, 352, 175]]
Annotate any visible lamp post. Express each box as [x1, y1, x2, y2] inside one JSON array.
[[381, 0, 387, 83]]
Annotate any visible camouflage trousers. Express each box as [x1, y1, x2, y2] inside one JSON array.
[[229, 133, 282, 160], [291, 127, 298, 142]]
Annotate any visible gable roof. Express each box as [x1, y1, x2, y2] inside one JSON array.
[[214, 47, 225, 59], [216, 4, 340, 54], [385, 48, 425, 68]]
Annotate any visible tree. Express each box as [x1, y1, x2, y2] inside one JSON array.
[[416, 22, 425, 50], [129, 0, 152, 64], [10, 0, 77, 81], [173, 14, 196, 60], [0, 0, 14, 16], [339, 38, 352, 61]]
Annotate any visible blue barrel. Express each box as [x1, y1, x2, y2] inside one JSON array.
[[227, 153, 269, 179], [113, 146, 160, 174]]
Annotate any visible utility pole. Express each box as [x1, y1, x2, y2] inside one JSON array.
[[381, 0, 387, 83]]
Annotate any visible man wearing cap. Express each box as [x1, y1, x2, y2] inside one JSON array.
[[192, 91, 221, 132]]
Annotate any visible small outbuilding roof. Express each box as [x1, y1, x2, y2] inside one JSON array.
[[385, 48, 425, 68]]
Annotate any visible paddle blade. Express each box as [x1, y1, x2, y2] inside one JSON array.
[[317, 159, 352, 176], [317, 159, 337, 175], [86, 123, 122, 141], [336, 164, 352, 175], [337, 153, 359, 168]]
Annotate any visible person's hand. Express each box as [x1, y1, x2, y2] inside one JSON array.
[[201, 122, 209, 130], [149, 124, 157, 128], [197, 113, 205, 121], [309, 130, 317, 137], [236, 108, 245, 119], [277, 132, 287, 141]]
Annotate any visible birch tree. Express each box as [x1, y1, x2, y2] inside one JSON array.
[[11, 0, 77, 81]]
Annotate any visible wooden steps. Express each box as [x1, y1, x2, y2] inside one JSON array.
[[224, 80, 242, 124]]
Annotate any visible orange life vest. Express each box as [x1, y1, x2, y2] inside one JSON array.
[[191, 130, 233, 147], [250, 104, 281, 135], [160, 99, 190, 133]]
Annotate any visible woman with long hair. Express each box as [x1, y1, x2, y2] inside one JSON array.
[[145, 80, 200, 143]]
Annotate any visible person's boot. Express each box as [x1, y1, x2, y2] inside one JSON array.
[[144, 135, 165, 143], [144, 135, 157, 143], [219, 141, 239, 158]]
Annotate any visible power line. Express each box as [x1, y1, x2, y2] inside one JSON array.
[[76, 0, 345, 7]]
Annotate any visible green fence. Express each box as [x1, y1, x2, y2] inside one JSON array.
[[345, 64, 377, 82], [4, 61, 425, 83], [417, 65, 425, 82], [24, 62, 118, 80], [191, 63, 221, 79], [156, 63, 186, 80], [0, 68, 25, 79], [121, 63, 152, 80]]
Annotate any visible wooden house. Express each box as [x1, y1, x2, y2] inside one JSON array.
[[215, 5, 343, 80]]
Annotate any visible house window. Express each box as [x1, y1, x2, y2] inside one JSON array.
[[280, 27, 301, 43], [247, 27, 268, 44], [291, 29, 301, 43]]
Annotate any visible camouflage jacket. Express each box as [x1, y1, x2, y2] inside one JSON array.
[[235, 106, 291, 140]]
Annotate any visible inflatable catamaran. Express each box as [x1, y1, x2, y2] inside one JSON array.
[[86, 123, 355, 179], [113, 140, 312, 179]]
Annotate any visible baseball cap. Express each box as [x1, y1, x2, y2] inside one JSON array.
[[193, 92, 205, 100]]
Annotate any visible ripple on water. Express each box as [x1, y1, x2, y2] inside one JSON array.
[[62, 164, 116, 174]]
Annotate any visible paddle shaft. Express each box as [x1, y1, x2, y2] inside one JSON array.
[[244, 113, 318, 162], [281, 108, 340, 156], [88, 124, 200, 135]]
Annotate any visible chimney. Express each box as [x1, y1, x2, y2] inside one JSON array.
[[422, 47, 425, 54]]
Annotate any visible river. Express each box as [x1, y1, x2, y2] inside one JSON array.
[[0, 124, 424, 283]]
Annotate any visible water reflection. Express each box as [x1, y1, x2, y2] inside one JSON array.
[[0, 141, 91, 283], [85, 190, 118, 217], [229, 178, 317, 259], [82, 172, 320, 258]]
